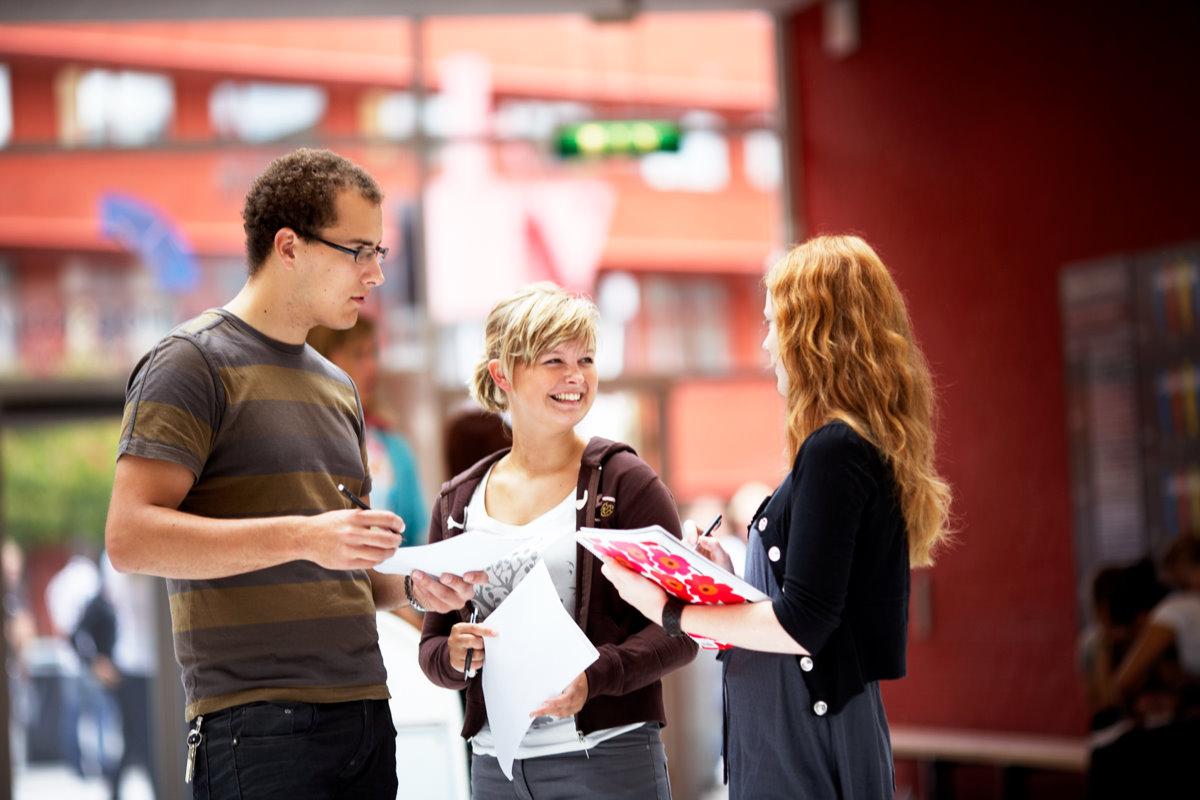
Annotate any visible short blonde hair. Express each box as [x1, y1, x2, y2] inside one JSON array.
[[471, 282, 599, 413]]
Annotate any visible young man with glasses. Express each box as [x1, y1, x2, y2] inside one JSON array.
[[105, 148, 485, 798]]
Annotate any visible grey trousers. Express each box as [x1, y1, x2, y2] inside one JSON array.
[[470, 723, 672, 800]]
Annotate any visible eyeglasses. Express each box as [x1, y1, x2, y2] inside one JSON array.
[[303, 234, 389, 266]]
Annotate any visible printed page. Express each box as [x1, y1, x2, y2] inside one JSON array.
[[375, 530, 538, 576], [480, 560, 600, 779]]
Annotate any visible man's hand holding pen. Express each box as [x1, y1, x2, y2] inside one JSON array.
[[298, 507, 405, 571], [287, 482, 404, 571], [336, 483, 487, 614]]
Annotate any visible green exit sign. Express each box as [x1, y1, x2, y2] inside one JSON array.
[[554, 120, 682, 157]]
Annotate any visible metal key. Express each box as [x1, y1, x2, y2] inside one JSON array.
[[185, 715, 204, 784]]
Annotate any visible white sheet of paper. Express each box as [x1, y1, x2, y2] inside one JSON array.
[[481, 560, 599, 780], [374, 530, 536, 576]]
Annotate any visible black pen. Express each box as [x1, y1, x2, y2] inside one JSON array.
[[339, 483, 402, 537], [464, 604, 480, 678], [702, 514, 723, 537], [338, 483, 370, 510]]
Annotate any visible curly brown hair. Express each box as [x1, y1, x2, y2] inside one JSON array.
[[242, 148, 383, 275]]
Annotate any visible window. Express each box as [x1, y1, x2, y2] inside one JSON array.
[[0, 259, 16, 372], [638, 276, 731, 373], [64, 68, 173, 147], [209, 81, 326, 143], [493, 100, 592, 142], [640, 112, 730, 193], [364, 90, 593, 144], [0, 64, 11, 148], [743, 129, 782, 191], [362, 90, 418, 141]]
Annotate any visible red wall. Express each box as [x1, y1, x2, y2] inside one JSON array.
[[785, 1, 1200, 734]]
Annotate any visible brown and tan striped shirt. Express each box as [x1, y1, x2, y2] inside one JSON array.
[[119, 309, 388, 720]]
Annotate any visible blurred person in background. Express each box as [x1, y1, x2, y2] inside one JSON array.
[[675, 493, 731, 790], [1078, 557, 1170, 799], [101, 552, 159, 799], [308, 315, 428, 546], [1131, 538, 1200, 711], [681, 495, 725, 540], [46, 547, 121, 782], [308, 316, 430, 630], [105, 148, 483, 799], [1087, 537, 1200, 799], [3, 539, 36, 771], [602, 235, 952, 800], [1078, 558, 1167, 731], [723, 482, 774, 578], [442, 402, 511, 479], [1160, 535, 1200, 594], [419, 283, 698, 799]]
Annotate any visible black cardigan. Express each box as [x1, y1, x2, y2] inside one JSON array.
[[752, 421, 910, 716]]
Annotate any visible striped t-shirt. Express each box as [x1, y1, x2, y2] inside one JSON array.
[[118, 309, 388, 720]]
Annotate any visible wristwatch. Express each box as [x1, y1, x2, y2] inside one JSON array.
[[661, 596, 688, 637], [404, 574, 429, 613]]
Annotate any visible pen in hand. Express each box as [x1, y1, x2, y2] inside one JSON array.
[[464, 604, 480, 678], [337, 483, 370, 510], [338, 483, 403, 539], [702, 514, 723, 537]]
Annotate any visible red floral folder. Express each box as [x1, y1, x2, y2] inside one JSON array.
[[577, 525, 768, 650]]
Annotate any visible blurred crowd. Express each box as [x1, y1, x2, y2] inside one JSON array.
[[3, 539, 157, 799], [1079, 537, 1200, 798]]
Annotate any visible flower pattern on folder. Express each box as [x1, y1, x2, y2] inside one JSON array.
[[685, 574, 745, 604], [585, 534, 764, 650], [648, 550, 690, 576]]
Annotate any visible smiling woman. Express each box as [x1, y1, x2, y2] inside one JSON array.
[[468, 282, 598, 418], [418, 282, 698, 800]]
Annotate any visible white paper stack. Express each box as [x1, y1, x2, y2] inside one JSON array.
[[479, 560, 599, 779]]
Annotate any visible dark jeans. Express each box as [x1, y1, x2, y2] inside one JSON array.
[[191, 699, 397, 800]]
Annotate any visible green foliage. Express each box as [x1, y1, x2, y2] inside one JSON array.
[[2, 419, 122, 547]]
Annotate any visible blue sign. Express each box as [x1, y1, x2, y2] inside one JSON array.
[[99, 193, 199, 294]]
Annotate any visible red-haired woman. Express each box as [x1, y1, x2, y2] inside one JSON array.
[[603, 235, 953, 799]]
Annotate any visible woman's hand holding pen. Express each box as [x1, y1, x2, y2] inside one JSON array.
[[683, 517, 734, 573], [449, 620, 497, 673], [299, 508, 405, 571]]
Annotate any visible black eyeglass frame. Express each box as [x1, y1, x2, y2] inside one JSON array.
[[299, 232, 389, 266]]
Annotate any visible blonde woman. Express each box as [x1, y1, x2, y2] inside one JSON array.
[[603, 236, 952, 799], [418, 283, 697, 799]]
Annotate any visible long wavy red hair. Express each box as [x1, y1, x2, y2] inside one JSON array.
[[766, 235, 951, 567]]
